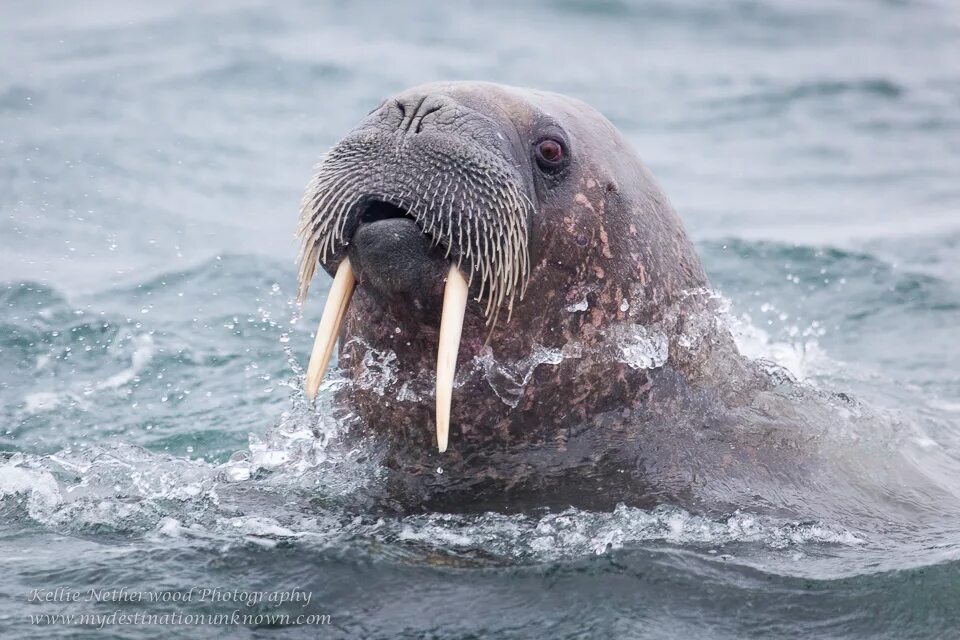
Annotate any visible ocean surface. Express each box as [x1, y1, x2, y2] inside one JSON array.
[[2, 1, 959, 638]]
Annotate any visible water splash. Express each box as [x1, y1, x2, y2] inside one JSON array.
[[605, 323, 668, 370], [473, 319, 672, 407], [475, 344, 568, 408], [0, 441, 863, 561], [390, 504, 863, 560]]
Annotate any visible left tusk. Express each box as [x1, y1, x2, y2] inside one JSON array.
[[435, 264, 468, 453]]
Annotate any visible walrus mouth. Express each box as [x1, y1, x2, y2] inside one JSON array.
[[294, 132, 534, 452]]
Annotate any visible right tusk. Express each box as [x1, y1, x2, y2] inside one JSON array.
[[305, 258, 356, 401], [435, 264, 468, 453]]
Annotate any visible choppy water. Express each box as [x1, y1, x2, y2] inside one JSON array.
[[2, 1, 959, 638]]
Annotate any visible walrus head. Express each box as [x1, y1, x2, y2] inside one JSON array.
[[296, 82, 708, 492]]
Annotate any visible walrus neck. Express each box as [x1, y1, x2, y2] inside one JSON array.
[[333, 279, 699, 461]]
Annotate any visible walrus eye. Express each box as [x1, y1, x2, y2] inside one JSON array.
[[535, 138, 566, 171]]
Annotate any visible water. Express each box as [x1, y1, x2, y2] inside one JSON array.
[[2, 0, 959, 637]]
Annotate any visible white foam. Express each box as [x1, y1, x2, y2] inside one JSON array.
[[699, 292, 832, 381], [390, 504, 864, 559], [22, 391, 68, 414], [0, 463, 63, 519], [93, 333, 155, 391], [226, 516, 300, 539]]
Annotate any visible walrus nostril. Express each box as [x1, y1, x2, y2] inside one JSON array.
[[414, 104, 441, 133], [395, 95, 446, 134], [397, 96, 426, 133]]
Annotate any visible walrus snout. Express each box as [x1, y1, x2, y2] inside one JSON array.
[[348, 211, 448, 317]]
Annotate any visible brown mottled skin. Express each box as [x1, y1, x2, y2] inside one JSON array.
[[297, 83, 960, 532]]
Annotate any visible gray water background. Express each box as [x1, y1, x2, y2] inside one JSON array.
[[1, 1, 959, 638]]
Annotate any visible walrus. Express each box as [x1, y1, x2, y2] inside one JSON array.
[[293, 81, 960, 522]]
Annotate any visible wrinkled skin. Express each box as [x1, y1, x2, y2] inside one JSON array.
[[300, 82, 958, 524]]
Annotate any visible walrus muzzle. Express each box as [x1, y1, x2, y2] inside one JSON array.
[[295, 111, 534, 452]]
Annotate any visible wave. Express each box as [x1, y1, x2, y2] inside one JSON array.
[[0, 434, 864, 564], [0, 255, 311, 457]]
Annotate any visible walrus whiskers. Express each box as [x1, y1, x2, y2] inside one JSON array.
[[295, 136, 533, 322]]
